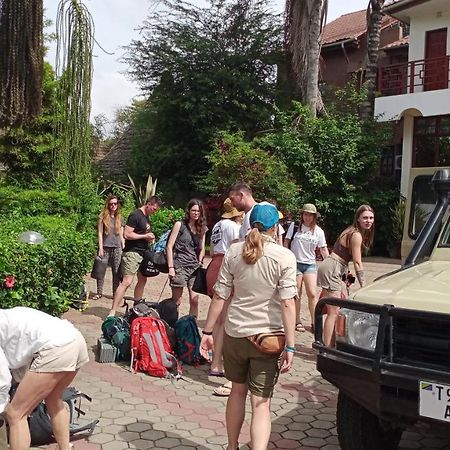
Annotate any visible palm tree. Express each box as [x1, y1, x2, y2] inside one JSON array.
[[360, 0, 385, 119], [0, 0, 44, 126], [285, 0, 327, 117]]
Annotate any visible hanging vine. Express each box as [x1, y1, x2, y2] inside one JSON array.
[[54, 0, 94, 192], [0, 0, 44, 126]]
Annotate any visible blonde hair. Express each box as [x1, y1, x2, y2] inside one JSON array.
[[242, 227, 265, 264], [99, 195, 122, 235]]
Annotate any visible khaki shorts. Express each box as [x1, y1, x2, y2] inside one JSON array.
[[317, 256, 347, 293], [170, 265, 198, 288], [30, 330, 89, 373], [121, 251, 144, 276], [223, 333, 280, 398]]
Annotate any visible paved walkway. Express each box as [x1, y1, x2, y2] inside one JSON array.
[[30, 258, 450, 450]]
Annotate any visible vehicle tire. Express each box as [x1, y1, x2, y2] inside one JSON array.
[[337, 391, 403, 450]]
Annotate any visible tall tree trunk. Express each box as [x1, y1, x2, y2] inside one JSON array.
[[0, 0, 43, 126], [360, 0, 384, 119], [285, 0, 327, 117], [306, 0, 323, 115]]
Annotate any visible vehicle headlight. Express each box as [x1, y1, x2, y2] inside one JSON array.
[[336, 308, 380, 351]]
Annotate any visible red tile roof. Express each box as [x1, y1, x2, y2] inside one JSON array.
[[382, 35, 410, 49], [322, 9, 397, 46]]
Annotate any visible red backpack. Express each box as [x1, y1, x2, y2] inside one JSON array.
[[130, 316, 181, 378]]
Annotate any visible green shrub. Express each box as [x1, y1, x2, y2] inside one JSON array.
[[0, 186, 74, 216], [0, 216, 95, 316], [150, 207, 185, 239]]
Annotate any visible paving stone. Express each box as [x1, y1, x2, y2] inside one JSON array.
[[126, 422, 153, 432], [305, 427, 331, 438], [311, 419, 335, 430], [114, 416, 138, 426], [175, 421, 200, 430], [60, 262, 450, 450], [88, 433, 115, 444], [128, 439, 156, 449], [154, 437, 182, 448], [190, 427, 216, 438], [102, 441, 131, 450], [140, 430, 166, 440], [101, 410, 125, 419]]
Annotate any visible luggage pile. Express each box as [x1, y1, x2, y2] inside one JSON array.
[[98, 298, 205, 379]]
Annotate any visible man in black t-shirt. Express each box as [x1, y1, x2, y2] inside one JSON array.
[[108, 196, 162, 316]]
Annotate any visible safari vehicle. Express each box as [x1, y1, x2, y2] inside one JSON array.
[[313, 168, 450, 450]]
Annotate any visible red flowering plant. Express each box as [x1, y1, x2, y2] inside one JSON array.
[[3, 275, 16, 289]]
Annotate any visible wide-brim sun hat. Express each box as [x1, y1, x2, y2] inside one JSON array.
[[250, 204, 279, 231], [300, 203, 321, 218], [221, 198, 244, 219]]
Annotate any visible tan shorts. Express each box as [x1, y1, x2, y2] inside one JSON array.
[[30, 330, 89, 373], [170, 265, 198, 288], [317, 256, 347, 293], [223, 333, 280, 398], [121, 251, 143, 276]]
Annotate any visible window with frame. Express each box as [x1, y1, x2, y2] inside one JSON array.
[[414, 115, 450, 167]]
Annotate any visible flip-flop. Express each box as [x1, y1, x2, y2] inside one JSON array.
[[91, 294, 102, 300], [295, 322, 306, 332], [213, 385, 232, 397], [208, 370, 225, 378]]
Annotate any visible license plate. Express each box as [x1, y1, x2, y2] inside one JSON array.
[[419, 381, 450, 422]]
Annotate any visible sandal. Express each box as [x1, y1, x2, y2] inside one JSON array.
[[208, 370, 225, 378], [91, 294, 102, 300], [213, 381, 232, 397], [295, 322, 306, 332]]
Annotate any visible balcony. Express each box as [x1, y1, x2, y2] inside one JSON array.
[[378, 55, 450, 96]]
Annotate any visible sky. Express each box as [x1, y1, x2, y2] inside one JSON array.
[[43, 0, 369, 125]]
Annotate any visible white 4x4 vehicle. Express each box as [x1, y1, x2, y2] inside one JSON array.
[[313, 169, 450, 450]]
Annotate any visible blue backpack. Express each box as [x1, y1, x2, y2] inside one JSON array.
[[174, 315, 205, 365], [151, 229, 171, 273]]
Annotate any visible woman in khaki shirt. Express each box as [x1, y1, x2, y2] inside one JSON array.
[[200, 203, 297, 450]]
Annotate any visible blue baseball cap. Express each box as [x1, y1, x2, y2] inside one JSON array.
[[250, 204, 279, 231]]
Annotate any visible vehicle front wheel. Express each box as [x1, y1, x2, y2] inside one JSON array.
[[337, 391, 403, 450]]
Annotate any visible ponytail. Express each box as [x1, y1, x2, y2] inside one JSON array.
[[242, 227, 265, 264]]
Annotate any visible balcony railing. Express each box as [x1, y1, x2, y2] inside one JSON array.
[[378, 55, 450, 96]]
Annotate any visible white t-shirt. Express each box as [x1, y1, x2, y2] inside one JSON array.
[[239, 202, 284, 240], [286, 223, 327, 264], [210, 219, 240, 254], [0, 307, 78, 413]]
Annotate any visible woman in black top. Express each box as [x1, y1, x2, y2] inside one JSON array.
[[166, 199, 207, 317]]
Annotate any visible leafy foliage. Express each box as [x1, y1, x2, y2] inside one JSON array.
[[128, 174, 158, 208], [0, 63, 59, 185], [0, 216, 95, 316], [123, 0, 283, 198], [150, 207, 186, 239], [258, 100, 395, 246], [197, 131, 301, 212]]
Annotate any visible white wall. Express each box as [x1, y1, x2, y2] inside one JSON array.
[[374, 88, 450, 121], [408, 9, 450, 62], [400, 116, 415, 197]]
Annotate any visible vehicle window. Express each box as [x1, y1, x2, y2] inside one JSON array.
[[439, 217, 450, 247], [408, 175, 436, 239]]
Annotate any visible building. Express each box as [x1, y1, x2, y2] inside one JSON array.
[[321, 9, 409, 181], [321, 9, 406, 90], [375, 0, 450, 196]]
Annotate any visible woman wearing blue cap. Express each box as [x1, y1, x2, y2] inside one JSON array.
[[200, 203, 297, 450]]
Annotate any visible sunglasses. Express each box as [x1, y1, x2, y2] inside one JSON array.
[[109, 202, 118, 206]]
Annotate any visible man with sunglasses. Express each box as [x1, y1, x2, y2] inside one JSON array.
[[108, 196, 162, 316]]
